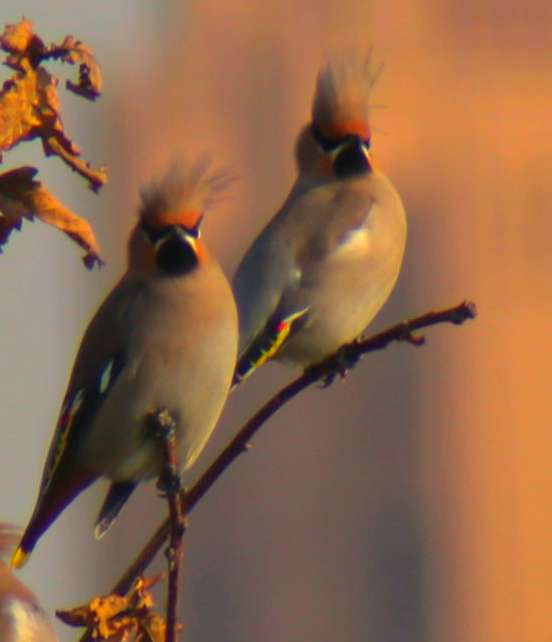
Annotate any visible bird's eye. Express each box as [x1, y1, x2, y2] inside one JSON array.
[[311, 124, 342, 152], [140, 220, 165, 244]]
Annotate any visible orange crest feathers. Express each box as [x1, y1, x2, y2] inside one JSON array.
[[312, 51, 380, 141], [138, 160, 232, 231]]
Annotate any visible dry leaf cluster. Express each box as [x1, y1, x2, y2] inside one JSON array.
[[57, 575, 170, 642], [0, 18, 106, 268]]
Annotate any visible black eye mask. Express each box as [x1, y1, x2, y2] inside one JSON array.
[[311, 124, 370, 154], [140, 220, 200, 244]]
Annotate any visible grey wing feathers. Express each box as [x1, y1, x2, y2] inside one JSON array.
[[233, 229, 298, 354], [63, 277, 143, 399], [233, 183, 375, 355], [38, 278, 143, 493]]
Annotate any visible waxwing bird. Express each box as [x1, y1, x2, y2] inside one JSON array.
[[13, 162, 238, 568], [232, 52, 407, 384], [0, 525, 58, 641]]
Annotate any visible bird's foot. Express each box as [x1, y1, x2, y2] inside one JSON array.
[[147, 408, 183, 497], [318, 340, 362, 388], [156, 469, 183, 497], [147, 408, 177, 439]]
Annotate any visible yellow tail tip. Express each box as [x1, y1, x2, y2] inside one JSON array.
[[11, 547, 29, 569]]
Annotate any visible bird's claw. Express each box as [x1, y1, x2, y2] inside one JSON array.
[[317, 341, 361, 388], [156, 469, 183, 497]]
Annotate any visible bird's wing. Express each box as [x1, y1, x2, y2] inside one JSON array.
[[38, 278, 144, 498], [11, 278, 146, 568], [232, 304, 310, 385], [233, 185, 375, 385]]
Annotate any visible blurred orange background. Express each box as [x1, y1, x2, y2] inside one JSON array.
[[1, 1, 551, 641]]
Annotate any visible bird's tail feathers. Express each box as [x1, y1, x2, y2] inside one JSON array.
[[11, 464, 97, 569], [94, 480, 137, 539]]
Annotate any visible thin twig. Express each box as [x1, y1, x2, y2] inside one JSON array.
[[104, 300, 476, 602], [151, 410, 186, 642]]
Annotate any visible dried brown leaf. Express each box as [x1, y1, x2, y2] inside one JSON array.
[[58, 35, 102, 99], [55, 605, 89, 628], [0, 19, 107, 190], [56, 575, 168, 642], [0, 19, 34, 53], [58, 593, 136, 641], [0, 18, 46, 68], [0, 65, 44, 155], [0, 166, 103, 268], [137, 613, 166, 642], [43, 135, 107, 192]]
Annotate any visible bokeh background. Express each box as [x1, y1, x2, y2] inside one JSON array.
[[1, 1, 551, 641]]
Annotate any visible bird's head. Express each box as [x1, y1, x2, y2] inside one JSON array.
[[296, 52, 379, 179], [129, 161, 230, 277]]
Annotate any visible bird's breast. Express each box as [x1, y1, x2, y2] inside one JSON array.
[[78, 273, 237, 482]]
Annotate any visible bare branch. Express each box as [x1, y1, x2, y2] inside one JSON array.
[[100, 300, 477, 609]]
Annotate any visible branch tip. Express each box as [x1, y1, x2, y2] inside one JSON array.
[[455, 300, 477, 323]]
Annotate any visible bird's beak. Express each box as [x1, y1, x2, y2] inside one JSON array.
[[331, 135, 373, 177], [152, 226, 197, 252]]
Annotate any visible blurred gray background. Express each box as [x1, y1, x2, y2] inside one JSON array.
[[1, 1, 551, 641]]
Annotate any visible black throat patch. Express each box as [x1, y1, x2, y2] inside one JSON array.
[[156, 233, 199, 276]]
